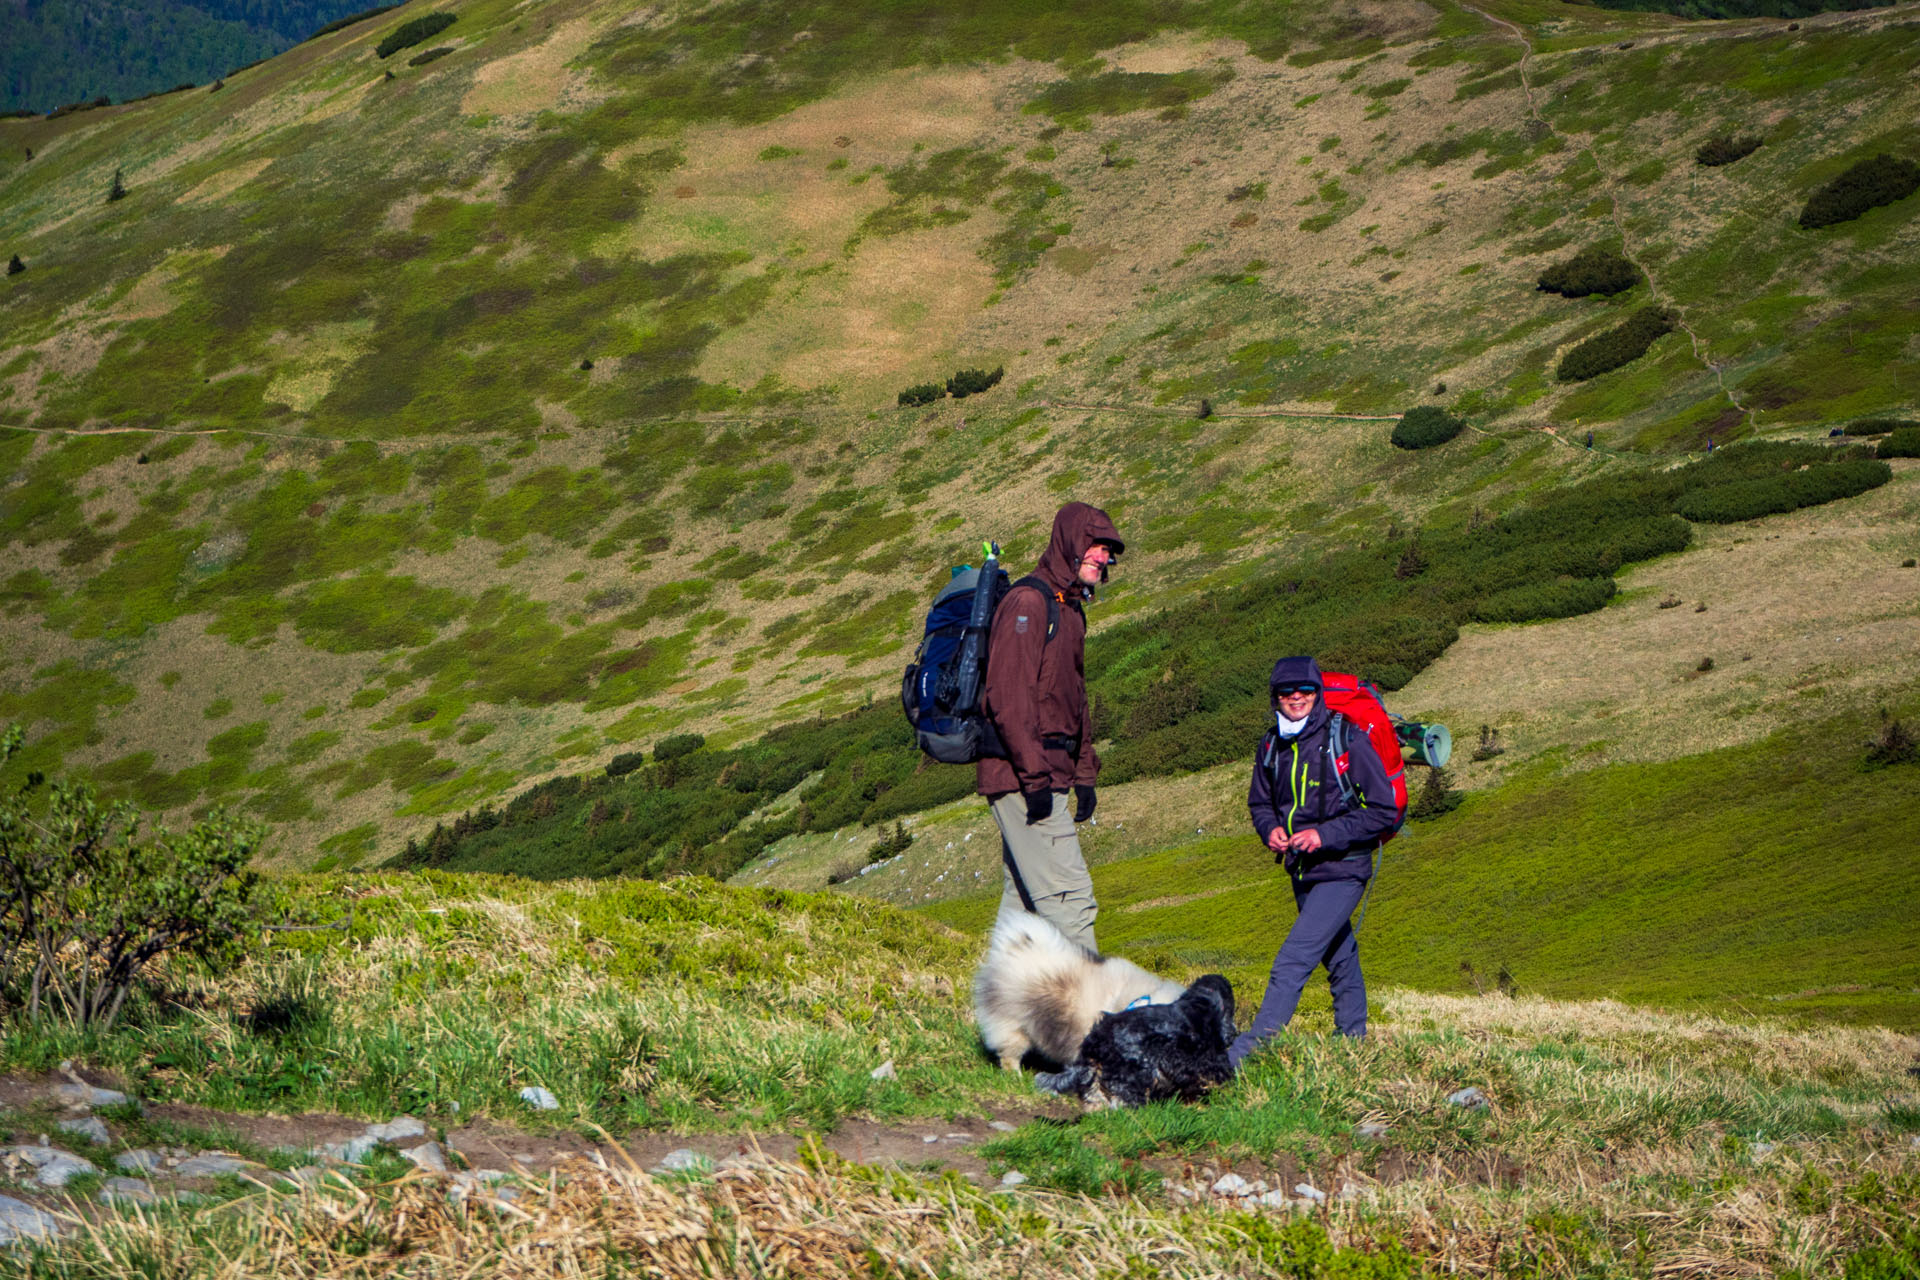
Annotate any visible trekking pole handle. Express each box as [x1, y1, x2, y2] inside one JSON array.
[[982, 540, 1000, 561]]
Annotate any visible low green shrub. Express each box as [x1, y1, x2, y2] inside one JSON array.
[[376, 12, 455, 59], [1696, 134, 1761, 167], [1673, 457, 1892, 522], [1556, 306, 1676, 381], [605, 751, 646, 778], [1798, 153, 1920, 230], [1390, 406, 1466, 450], [1537, 246, 1638, 298], [946, 366, 1004, 399], [654, 732, 705, 762], [897, 382, 945, 407], [6, 255, 22, 276], [306, 2, 400, 40], [1877, 429, 1920, 459], [1472, 576, 1616, 624], [407, 46, 455, 66], [1843, 418, 1912, 436]]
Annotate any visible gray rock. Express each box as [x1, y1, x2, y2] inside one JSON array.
[[1294, 1183, 1327, 1203], [1751, 1142, 1775, 1158], [922, 1134, 940, 1145], [115, 1149, 162, 1174], [869, 1060, 896, 1081], [57, 1117, 110, 1146], [171, 1152, 259, 1178], [1354, 1121, 1390, 1140], [365, 1117, 427, 1143], [99, 1177, 156, 1206], [401, 1141, 449, 1174], [0, 1194, 62, 1245], [999, 1170, 1028, 1188], [989, 1120, 1018, 1132], [2, 1145, 98, 1189], [654, 1148, 708, 1174], [1446, 1086, 1489, 1110], [50, 1083, 130, 1110], [944, 1133, 969, 1141], [1255, 1189, 1294, 1208], [320, 1136, 380, 1164], [518, 1086, 559, 1112], [1211, 1173, 1251, 1196]]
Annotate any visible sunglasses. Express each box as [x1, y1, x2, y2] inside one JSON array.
[[1272, 684, 1319, 698]]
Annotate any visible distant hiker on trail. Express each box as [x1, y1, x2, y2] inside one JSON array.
[[1585, 430, 1594, 450], [980, 501, 1124, 951], [1230, 656, 1399, 1069]]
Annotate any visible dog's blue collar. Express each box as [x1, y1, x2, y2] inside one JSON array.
[[1125, 994, 1155, 1010]]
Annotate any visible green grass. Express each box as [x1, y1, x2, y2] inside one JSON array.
[[923, 704, 1920, 1030]]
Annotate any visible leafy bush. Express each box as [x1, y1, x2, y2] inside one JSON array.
[[1695, 134, 1761, 167], [6, 255, 22, 276], [1391, 406, 1465, 450], [1673, 457, 1892, 522], [654, 732, 705, 762], [1472, 576, 1616, 624], [1864, 711, 1916, 769], [866, 821, 913, 864], [1408, 766, 1463, 820], [946, 366, 1005, 399], [0, 726, 262, 1029], [898, 382, 945, 407], [1877, 429, 1920, 460], [307, 3, 402, 40], [1537, 246, 1639, 298], [106, 168, 127, 203], [1556, 307, 1676, 381], [1843, 418, 1912, 436], [408, 46, 455, 66], [605, 751, 647, 778], [1798, 153, 1920, 229], [376, 12, 456, 59]]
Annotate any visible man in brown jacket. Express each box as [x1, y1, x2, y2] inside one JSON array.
[[979, 501, 1125, 951]]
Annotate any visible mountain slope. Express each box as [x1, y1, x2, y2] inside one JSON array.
[[1, 0, 1917, 861]]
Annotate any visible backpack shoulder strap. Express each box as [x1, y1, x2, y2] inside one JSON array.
[[1010, 575, 1062, 644], [1325, 712, 1359, 811]]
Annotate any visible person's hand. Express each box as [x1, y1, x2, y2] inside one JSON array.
[[1265, 828, 1290, 854], [1287, 828, 1324, 855], [1073, 785, 1096, 823], [1023, 790, 1053, 825]]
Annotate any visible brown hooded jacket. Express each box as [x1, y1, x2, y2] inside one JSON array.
[[977, 502, 1124, 797]]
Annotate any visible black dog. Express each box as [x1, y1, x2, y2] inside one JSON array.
[[1034, 974, 1236, 1109]]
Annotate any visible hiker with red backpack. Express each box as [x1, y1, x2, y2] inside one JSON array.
[[1229, 656, 1402, 1067]]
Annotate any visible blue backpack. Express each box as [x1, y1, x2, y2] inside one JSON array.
[[901, 542, 1058, 764]]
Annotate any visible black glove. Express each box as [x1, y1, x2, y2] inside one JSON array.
[[1023, 790, 1053, 825], [1073, 785, 1096, 824]]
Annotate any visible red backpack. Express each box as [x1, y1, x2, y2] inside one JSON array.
[[1318, 672, 1410, 844]]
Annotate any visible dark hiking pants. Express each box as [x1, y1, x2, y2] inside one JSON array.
[[1228, 877, 1368, 1069]]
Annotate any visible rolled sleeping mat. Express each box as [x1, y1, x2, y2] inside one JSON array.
[[1396, 721, 1452, 768]]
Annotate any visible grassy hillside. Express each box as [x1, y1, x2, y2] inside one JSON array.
[[2, 0, 1918, 863], [916, 701, 1920, 1030], [3, 871, 1917, 1277]]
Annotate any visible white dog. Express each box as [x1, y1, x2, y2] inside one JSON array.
[[972, 911, 1187, 1070]]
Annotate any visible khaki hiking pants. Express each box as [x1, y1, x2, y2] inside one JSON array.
[[990, 791, 1098, 952]]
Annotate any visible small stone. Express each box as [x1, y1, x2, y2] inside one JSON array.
[[1354, 1121, 1390, 1140], [1211, 1173, 1251, 1195], [922, 1134, 940, 1144], [518, 1086, 560, 1111], [1255, 1189, 1293, 1208], [1294, 1183, 1327, 1202], [0, 1193, 62, 1244], [869, 1060, 896, 1080], [172, 1152, 258, 1178], [999, 1170, 1028, 1187], [50, 1083, 130, 1110], [1751, 1142, 1775, 1157], [320, 1136, 380, 1164], [100, 1177, 156, 1206], [365, 1116, 428, 1143], [1171, 1183, 1198, 1199], [1447, 1086, 1489, 1110], [115, 1149, 162, 1174], [402, 1141, 449, 1173], [57, 1117, 110, 1145], [945, 1134, 969, 1141], [989, 1121, 1018, 1132], [655, 1148, 708, 1173]]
